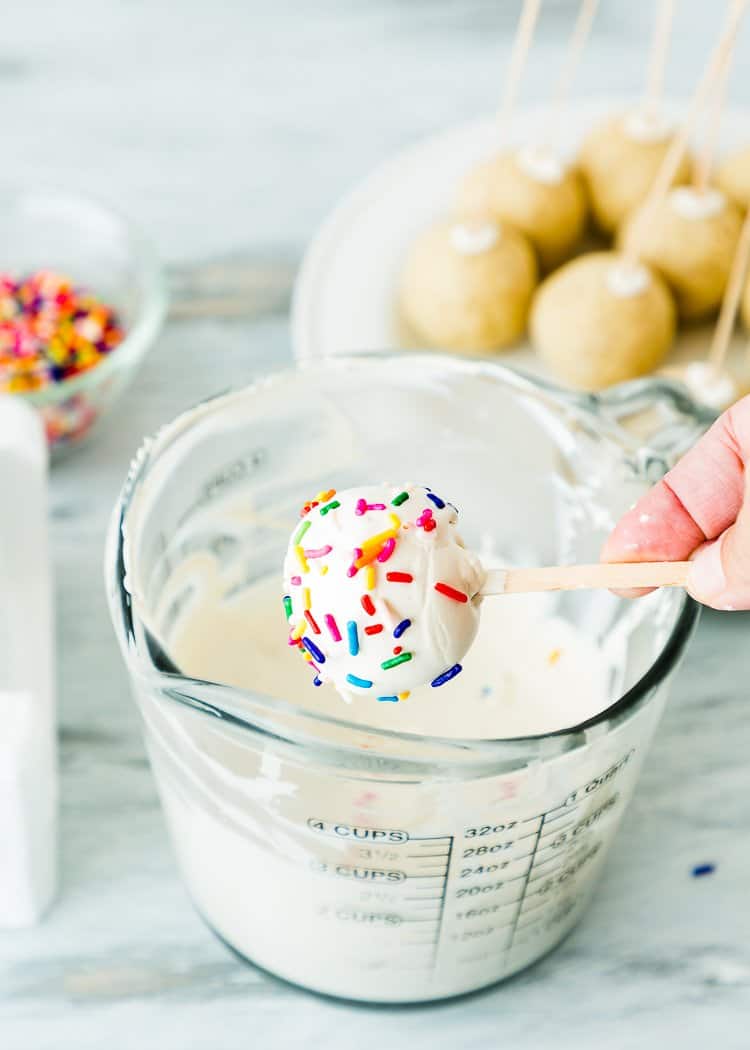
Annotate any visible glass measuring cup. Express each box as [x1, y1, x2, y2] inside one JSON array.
[[106, 354, 705, 1004]]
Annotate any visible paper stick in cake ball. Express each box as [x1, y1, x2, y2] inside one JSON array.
[[578, 0, 693, 235], [397, 1, 544, 353], [675, 204, 750, 410], [458, 0, 592, 272], [620, 2, 747, 321]]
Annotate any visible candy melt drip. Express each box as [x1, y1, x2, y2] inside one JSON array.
[[282, 484, 485, 698]]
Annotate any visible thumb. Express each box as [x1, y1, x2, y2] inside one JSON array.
[[687, 474, 750, 610]]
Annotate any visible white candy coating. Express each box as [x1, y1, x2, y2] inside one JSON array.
[[682, 361, 739, 411], [670, 186, 726, 221], [605, 260, 652, 298], [516, 146, 565, 185], [623, 109, 672, 143], [283, 484, 485, 699], [449, 221, 500, 256]]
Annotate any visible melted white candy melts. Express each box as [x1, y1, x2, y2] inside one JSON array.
[[450, 221, 499, 255], [683, 361, 739, 411], [623, 109, 672, 143], [670, 186, 726, 221], [283, 484, 485, 697], [516, 146, 565, 185], [606, 260, 651, 298]]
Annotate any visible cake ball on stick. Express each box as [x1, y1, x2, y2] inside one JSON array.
[[457, 0, 595, 270], [673, 201, 750, 410], [578, 0, 692, 235], [283, 484, 485, 698], [717, 145, 750, 211], [618, 187, 742, 320], [399, 217, 537, 351], [283, 485, 692, 699], [618, 11, 744, 322], [530, 251, 676, 389]]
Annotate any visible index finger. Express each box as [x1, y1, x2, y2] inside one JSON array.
[[603, 394, 750, 565]]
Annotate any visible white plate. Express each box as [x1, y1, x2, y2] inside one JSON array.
[[292, 96, 750, 388]]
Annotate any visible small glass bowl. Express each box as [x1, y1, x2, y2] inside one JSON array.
[[0, 188, 167, 460]]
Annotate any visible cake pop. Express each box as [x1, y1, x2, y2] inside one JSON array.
[[456, 149, 588, 271], [283, 483, 691, 699], [578, 113, 693, 235], [398, 217, 537, 351], [530, 251, 676, 389], [283, 484, 484, 698], [618, 186, 743, 320], [716, 145, 750, 210]]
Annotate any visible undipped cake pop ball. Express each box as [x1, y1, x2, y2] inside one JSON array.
[[716, 145, 750, 211], [399, 217, 537, 351], [578, 112, 693, 235], [530, 251, 676, 390], [283, 484, 484, 698], [456, 148, 588, 271], [619, 187, 743, 320]]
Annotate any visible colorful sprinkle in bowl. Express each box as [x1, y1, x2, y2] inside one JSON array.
[[0, 189, 167, 459]]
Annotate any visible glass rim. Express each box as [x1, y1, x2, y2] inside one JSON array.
[[106, 353, 700, 767], [0, 186, 168, 406]]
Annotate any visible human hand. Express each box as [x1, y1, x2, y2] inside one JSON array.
[[603, 394, 750, 611]]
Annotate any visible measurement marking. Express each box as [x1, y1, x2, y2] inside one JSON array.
[[506, 811, 546, 949], [430, 832, 454, 968], [405, 895, 443, 901], [528, 865, 564, 885], [405, 917, 442, 923], [544, 807, 580, 824], [408, 852, 451, 859], [539, 821, 576, 838]]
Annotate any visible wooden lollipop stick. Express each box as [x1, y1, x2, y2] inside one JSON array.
[[709, 203, 750, 372], [693, 28, 736, 193], [544, 0, 599, 149], [481, 561, 691, 596], [642, 0, 677, 120], [496, 0, 542, 142], [623, 0, 748, 269]]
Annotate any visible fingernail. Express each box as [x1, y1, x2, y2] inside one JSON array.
[[687, 539, 726, 603]]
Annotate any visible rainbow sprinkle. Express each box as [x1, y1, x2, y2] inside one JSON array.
[[393, 618, 411, 639], [346, 673, 373, 689], [431, 663, 462, 687], [302, 637, 325, 663], [365, 565, 376, 590], [426, 491, 446, 509], [294, 546, 309, 573], [304, 610, 321, 634], [347, 621, 359, 656], [320, 500, 340, 516], [381, 652, 412, 670], [324, 614, 341, 642], [391, 491, 409, 507], [361, 595, 376, 616], [377, 695, 399, 703], [293, 520, 311, 546], [283, 596, 293, 620], [386, 572, 412, 583], [376, 537, 395, 563], [434, 581, 468, 603]]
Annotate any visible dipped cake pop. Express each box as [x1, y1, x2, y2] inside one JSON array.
[[456, 149, 588, 271], [398, 217, 537, 351], [283, 484, 484, 698], [578, 112, 693, 235], [619, 186, 743, 320], [530, 251, 676, 389], [282, 484, 691, 699], [716, 145, 750, 210]]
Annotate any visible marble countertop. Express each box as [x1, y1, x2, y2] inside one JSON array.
[[2, 2, 750, 1046]]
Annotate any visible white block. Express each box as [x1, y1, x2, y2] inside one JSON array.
[[0, 397, 57, 926]]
